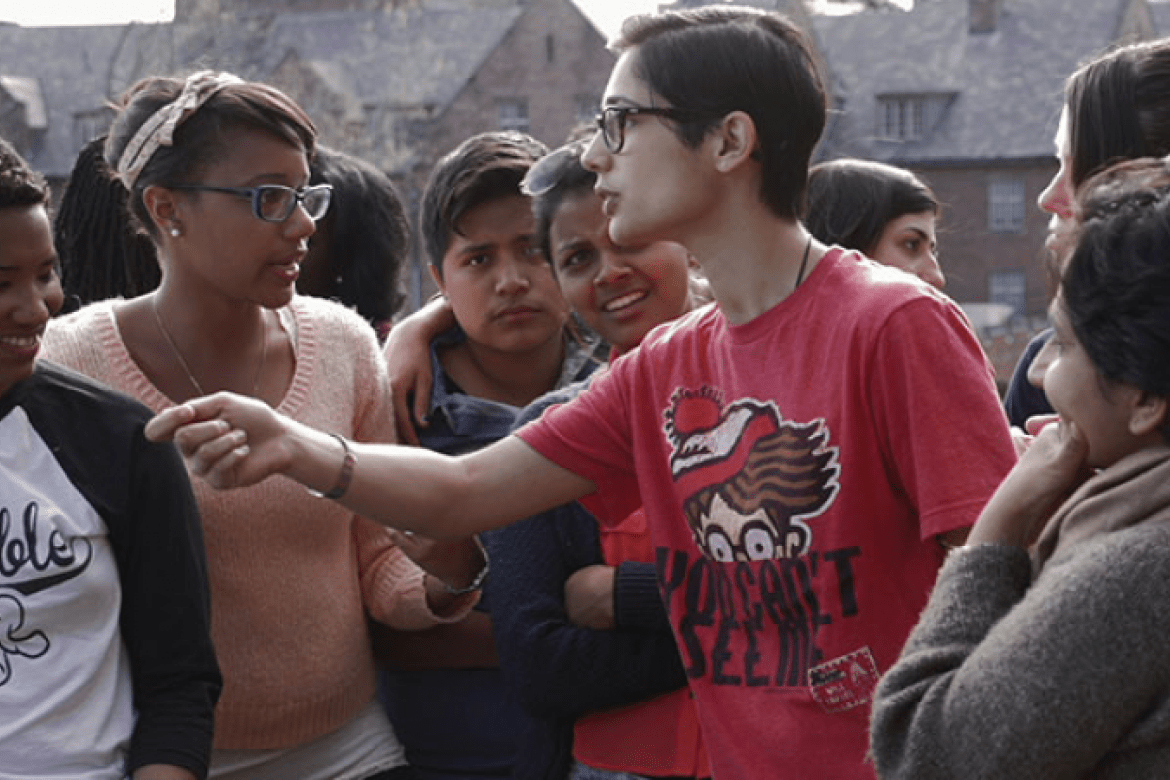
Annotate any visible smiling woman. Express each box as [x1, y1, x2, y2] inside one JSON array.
[[0, 135, 221, 780]]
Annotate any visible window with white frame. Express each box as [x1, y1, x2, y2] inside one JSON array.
[[498, 99, 529, 133], [878, 96, 925, 140], [989, 269, 1028, 317], [988, 177, 1027, 233]]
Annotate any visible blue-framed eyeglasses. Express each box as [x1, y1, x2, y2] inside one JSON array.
[[167, 183, 333, 223], [594, 104, 708, 154]]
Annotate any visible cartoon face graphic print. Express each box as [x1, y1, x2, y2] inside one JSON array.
[[665, 389, 840, 563]]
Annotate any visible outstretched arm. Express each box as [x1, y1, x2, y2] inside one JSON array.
[[145, 392, 597, 539]]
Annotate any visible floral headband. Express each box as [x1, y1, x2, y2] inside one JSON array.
[[115, 70, 244, 189]]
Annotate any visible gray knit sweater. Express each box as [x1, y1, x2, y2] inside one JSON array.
[[870, 528, 1170, 779]]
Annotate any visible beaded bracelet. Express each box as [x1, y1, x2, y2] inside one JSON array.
[[307, 433, 355, 500]]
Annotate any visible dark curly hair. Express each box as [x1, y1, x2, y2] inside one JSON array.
[[1060, 156, 1170, 438], [0, 136, 48, 209]]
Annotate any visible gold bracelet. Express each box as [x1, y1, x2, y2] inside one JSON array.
[[307, 433, 355, 500]]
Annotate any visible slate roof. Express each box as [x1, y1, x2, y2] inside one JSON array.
[[815, 0, 1154, 166], [180, 5, 524, 112], [0, 22, 175, 175], [0, 1, 526, 176]]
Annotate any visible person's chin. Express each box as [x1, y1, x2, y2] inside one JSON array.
[[608, 215, 655, 250]]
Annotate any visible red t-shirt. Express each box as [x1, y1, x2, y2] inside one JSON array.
[[516, 248, 1016, 779]]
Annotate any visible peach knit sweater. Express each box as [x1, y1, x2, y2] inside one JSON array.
[[42, 296, 462, 749]]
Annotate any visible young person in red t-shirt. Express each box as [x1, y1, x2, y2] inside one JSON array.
[[147, 8, 1015, 778]]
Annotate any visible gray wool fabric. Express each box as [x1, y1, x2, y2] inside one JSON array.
[[870, 508, 1170, 778]]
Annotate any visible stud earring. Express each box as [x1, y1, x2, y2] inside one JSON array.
[[169, 226, 181, 237]]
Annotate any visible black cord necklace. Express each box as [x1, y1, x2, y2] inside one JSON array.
[[794, 235, 812, 289]]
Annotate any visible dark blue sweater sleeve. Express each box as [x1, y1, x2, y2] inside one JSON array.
[[1003, 328, 1054, 428], [485, 501, 688, 722], [614, 561, 672, 632]]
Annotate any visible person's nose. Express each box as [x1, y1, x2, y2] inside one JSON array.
[[10, 282, 53, 327], [1027, 333, 1057, 389], [594, 250, 632, 287], [495, 256, 532, 296], [1037, 169, 1073, 220], [581, 131, 610, 174], [284, 201, 318, 243], [918, 251, 946, 289]]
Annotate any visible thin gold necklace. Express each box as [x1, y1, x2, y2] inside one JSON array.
[[152, 299, 267, 398]]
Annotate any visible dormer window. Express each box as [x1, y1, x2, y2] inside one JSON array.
[[876, 92, 953, 142], [880, 96, 924, 140]]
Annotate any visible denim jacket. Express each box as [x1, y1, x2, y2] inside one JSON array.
[[379, 325, 599, 780]]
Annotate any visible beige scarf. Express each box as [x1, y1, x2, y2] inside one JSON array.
[[115, 70, 243, 189], [1032, 444, 1170, 578]]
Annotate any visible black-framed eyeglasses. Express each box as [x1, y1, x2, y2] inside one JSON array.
[[594, 104, 707, 154], [167, 183, 333, 223]]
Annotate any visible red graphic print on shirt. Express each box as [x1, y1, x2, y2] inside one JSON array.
[[666, 389, 840, 563]]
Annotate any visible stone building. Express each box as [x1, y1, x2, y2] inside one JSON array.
[[0, 0, 615, 305], [814, 0, 1161, 379]]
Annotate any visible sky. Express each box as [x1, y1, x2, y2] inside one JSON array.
[[0, 0, 664, 37]]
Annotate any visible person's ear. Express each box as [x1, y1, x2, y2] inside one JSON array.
[[711, 110, 759, 174], [428, 262, 446, 296], [142, 185, 182, 237], [1128, 390, 1168, 437]]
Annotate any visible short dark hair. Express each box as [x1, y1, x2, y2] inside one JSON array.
[[1061, 157, 1170, 437], [419, 131, 548, 274], [804, 158, 938, 255], [613, 6, 826, 220], [106, 74, 317, 239], [306, 145, 409, 322], [1066, 38, 1170, 187], [0, 136, 48, 209]]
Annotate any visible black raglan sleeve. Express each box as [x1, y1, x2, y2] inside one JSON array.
[[116, 424, 222, 777]]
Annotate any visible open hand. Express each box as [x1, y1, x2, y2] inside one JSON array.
[[144, 392, 293, 490]]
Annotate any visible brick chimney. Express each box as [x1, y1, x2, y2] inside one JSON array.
[[969, 0, 1003, 33]]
